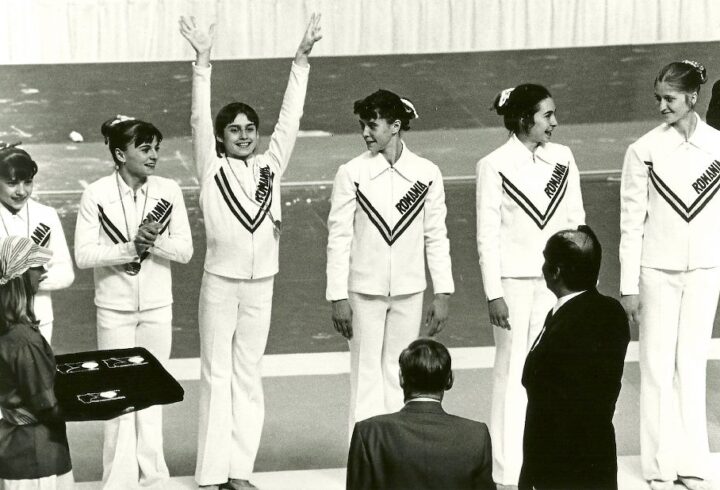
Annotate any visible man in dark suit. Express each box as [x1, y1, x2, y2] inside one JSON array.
[[519, 225, 630, 490], [347, 338, 496, 490]]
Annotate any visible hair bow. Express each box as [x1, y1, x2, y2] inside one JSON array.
[[400, 98, 419, 119], [0, 141, 22, 151], [498, 87, 515, 108], [109, 114, 136, 127]]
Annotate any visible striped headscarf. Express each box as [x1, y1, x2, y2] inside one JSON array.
[[0, 236, 52, 285]]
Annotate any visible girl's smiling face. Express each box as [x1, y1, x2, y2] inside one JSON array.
[[655, 81, 695, 126], [0, 174, 33, 213], [115, 137, 160, 180], [523, 97, 558, 146]]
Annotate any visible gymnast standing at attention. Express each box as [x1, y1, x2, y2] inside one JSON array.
[[620, 60, 717, 490], [476, 84, 585, 487], [74, 116, 193, 489], [0, 143, 74, 344], [180, 14, 322, 489], [326, 89, 454, 433]]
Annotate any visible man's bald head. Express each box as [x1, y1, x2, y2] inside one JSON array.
[[543, 225, 602, 291]]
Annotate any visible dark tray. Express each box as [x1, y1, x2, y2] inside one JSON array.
[[54, 347, 184, 421]]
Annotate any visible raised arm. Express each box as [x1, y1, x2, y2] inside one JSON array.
[[179, 16, 218, 184], [264, 14, 322, 176]]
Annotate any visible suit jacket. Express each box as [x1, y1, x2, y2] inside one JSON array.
[[519, 288, 630, 490], [347, 401, 496, 490]]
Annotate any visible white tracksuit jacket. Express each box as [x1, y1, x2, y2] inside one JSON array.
[[476, 135, 585, 300], [326, 144, 454, 300], [620, 114, 720, 294], [0, 199, 74, 325], [74, 174, 193, 311], [191, 62, 308, 279]]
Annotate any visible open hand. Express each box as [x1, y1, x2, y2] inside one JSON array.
[[179, 16, 215, 65], [295, 13, 322, 66]]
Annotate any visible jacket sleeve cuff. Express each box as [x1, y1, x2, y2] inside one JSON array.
[[482, 281, 504, 302], [326, 289, 349, 302]]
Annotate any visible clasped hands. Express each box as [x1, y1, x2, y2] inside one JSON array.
[[133, 220, 162, 257]]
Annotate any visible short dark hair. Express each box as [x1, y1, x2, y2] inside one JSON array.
[[399, 338, 452, 393], [0, 147, 38, 181], [353, 89, 417, 131], [100, 117, 163, 166], [492, 83, 552, 135], [214, 102, 260, 158], [544, 225, 602, 290], [655, 60, 707, 94]]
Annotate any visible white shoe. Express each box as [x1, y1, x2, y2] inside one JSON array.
[[679, 476, 711, 490], [649, 480, 675, 490]]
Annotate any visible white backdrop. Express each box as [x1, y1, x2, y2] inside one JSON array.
[[1, 0, 720, 64]]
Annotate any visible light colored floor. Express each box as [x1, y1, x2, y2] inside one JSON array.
[[66, 357, 720, 489], [73, 456, 720, 489]]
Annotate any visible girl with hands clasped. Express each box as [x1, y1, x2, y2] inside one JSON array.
[[0, 144, 74, 344], [620, 61, 717, 490], [326, 89, 454, 432], [74, 116, 193, 490], [180, 14, 321, 489], [476, 84, 585, 486]]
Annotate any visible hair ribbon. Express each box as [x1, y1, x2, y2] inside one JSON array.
[[400, 97, 419, 119], [110, 114, 136, 127], [498, 87, 515, 108], [0, 141, 22, 151]]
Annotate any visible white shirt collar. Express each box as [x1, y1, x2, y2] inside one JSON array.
[[552, 290, 585, 314], [405, 397, 441, 404]]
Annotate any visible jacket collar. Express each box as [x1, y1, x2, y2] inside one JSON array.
[[661, 113, 716, 153], [507, 134, 555, 165], [0, 202, 29, 223], [368, 142, 418, 181], [110, 173, 160, 203]]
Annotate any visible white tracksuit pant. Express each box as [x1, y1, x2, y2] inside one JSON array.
[[490, 277, 556, 485], [348, 291, 424, 430], [195, 272, 274, 486], [96, 305, 172, 490], [639, 266, 720, 482], [0, 470, 74, 490], [38, 322, 52, 345]]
